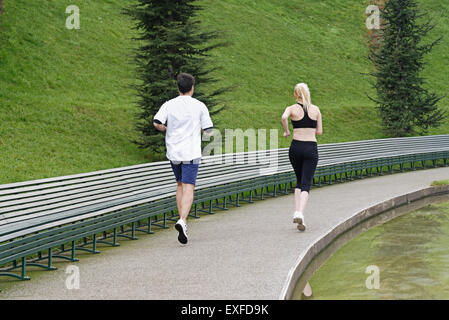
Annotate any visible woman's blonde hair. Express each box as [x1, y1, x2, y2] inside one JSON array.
[[294, 83, 311, 112]]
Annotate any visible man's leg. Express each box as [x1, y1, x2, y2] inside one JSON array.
[[174, 162, 199, 244], [178, 162, 199, 221], [176, 181, 183, 214], [179, 183, 195, 222], [171, 162, 183, 213], [175, 183, 190, 244]]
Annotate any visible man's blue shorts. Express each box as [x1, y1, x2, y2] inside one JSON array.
[[170, 160, 200, 186]]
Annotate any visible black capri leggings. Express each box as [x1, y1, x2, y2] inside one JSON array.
[[288, 140, 319, 193]]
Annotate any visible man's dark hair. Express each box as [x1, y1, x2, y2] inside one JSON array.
[[177, 73, 195, 94]]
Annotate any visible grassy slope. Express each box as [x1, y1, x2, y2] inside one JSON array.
[[0, 0, 448, 184], [0, 0, 146, 183], [199, 0, 449, 149]]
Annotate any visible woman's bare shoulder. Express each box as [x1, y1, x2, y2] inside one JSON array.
[[311, 104, 321, 113], [285, 104, 299, 113]]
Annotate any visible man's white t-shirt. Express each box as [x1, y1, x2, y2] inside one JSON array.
[[154, 95, 213, 162]]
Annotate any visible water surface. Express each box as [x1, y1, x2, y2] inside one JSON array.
[[297, 199, 449, 300]]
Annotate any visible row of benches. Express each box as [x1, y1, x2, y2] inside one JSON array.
[[1, 135, 448, 285]]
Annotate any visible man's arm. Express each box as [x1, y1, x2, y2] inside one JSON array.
[[153, 119, 167, 133], [153, 104, 168, 133], [200, 105, 214, 136], [202, 127, 214, 137]]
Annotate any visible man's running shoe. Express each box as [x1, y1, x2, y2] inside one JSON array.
[[175, 219, 188, 244]]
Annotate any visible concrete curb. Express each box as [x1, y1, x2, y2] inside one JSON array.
[[278, 184, 449, 300]]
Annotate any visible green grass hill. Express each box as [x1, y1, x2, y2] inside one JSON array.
[[1, 0, 448, 184]]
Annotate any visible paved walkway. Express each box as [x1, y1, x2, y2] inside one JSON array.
[[1, 167, 449, 300]]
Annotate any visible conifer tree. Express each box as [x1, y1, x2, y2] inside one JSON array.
[[368, 0, 446, 136], [124, 0, 228, 158]]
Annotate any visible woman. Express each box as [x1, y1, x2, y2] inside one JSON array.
[[281, 83, 322, 231]]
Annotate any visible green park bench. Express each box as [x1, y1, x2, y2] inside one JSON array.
[[0, 135, 448, 285]]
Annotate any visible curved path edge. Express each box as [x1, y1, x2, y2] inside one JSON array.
[[279, 184, 449, 300]]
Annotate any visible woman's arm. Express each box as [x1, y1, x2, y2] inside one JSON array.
[[316, 108, 323, 136], [281, 107, 291, 137]]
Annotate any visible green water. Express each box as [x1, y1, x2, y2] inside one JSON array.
[[306, 200, 449, 300]]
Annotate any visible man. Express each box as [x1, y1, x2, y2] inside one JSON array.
[[153, 73, 213, 244]]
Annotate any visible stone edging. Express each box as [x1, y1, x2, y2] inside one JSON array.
[[278, 184, 449, 300]]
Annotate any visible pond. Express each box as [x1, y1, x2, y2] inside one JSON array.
[[292, 195, 449, 300]]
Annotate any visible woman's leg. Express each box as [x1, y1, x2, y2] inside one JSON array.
[[294, 188, 303, 212], [289, 143, 304, 219], [296, 190, 309, 213], [296, 143, 318, 230]]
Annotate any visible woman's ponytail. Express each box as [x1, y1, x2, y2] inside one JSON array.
[[294, 83, 311, 112]]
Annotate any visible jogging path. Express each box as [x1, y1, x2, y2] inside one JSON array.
[[1, 167, 449, 299]]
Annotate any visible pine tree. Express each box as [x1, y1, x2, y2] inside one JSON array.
[[368, 0, 446, 137], [124, 0, 228, 159]]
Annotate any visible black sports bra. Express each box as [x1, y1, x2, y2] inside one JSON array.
[[291, 103, 317, 129]]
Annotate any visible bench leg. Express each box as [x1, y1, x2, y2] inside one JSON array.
[[272, 185, 278, 197], [134, 219, 154, 235], [196, 200, 215, 214], [252, 188, 265, 201], [76, 235, 101, 254], [114, 224, 139, 241], [279, 183, 289, 195], [97, 229, 122, 246], [234, 191, 251, 204], [51, 243, 79, 262], [27, 248, 57, 271], [262, 185, 277, 198], [151, 213, 170, 229], [0, 257, 31, 281], [167, 210, 180, 222], [110, 228, 122, 244], [225, 194, 241, 208], [189, 204, 201, 218], [211, 198, 228, 211]]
